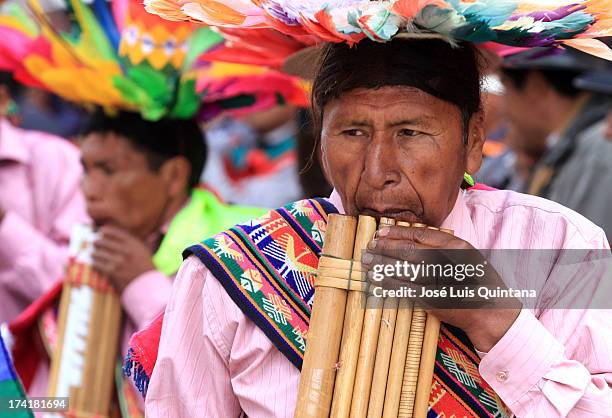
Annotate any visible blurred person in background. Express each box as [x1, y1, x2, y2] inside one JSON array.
[[501, 47, 612, 239], [202, 104, 304, 207], [16, 87, 84, 138], [575, 67, 612, 140], [0, 72, 87, 323], [477, 73, 550, 192], [476, 49, 550, 192], [81, 110, 263, 319]]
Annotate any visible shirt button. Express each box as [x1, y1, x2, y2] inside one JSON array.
[[496, 370, 509, 382]]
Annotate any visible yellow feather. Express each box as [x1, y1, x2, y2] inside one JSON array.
[[563, 38, 612, 61]]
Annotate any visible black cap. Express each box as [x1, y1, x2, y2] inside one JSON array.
[[574, 69, 612, 95], [502, 46, 606, 72]]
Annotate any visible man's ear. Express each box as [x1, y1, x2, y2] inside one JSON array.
[[319, 136, 334, 187], [160, 156, 192, 197], [466, 110, 486, 175], [0, 85, 10, 117]]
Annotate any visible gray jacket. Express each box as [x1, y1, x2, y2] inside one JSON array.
[[537, 95, 612, 240]]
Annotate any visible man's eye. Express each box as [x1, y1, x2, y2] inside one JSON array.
[[343, 129, 365, 137], [98, 164, 115, 176], [398, 129, 419, 137]]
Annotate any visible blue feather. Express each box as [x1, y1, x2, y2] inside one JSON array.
[[540, 11, 594, 35], [450, 0, 518, 27], [92, 0, 120, 51]]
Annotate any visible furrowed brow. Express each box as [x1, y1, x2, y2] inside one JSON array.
[[386, 116, 436, 129]]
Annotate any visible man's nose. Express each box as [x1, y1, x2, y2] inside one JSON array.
[[362, 133, 401, 189], [81, 175, 102, 202]]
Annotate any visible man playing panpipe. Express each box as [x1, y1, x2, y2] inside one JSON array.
[[139, 1, 612, 417]]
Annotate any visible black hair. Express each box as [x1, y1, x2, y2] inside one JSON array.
[[501, 68, 582, 98], [297, 109, 333, 198], [0, 71, 20, 97], [311, 38, 483, 144], [81, 110, 206, 191]]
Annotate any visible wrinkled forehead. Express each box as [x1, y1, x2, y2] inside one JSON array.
[[322, 86, 461, 128], [80, 132, 143, 165]]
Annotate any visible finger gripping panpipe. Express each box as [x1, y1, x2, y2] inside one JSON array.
[[295, 215, 452, 418], [47, 225, 122, 418]]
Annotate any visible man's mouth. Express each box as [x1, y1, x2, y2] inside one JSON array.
[[88, 210, 112, 229], [359, 207, 422, 223]]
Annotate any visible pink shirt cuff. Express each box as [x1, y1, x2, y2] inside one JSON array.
[[121, 270, 172, 330], [478, 309, 565, 405]]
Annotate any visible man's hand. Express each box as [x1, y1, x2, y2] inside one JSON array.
[[92, 225, 156, 294], [363, 225, 521, 352]]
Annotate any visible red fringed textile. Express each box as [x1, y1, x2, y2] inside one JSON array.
[[123, 312, 164, 398]]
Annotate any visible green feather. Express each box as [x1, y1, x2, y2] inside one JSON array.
[[112, 75, 155, 109], [68, 0, 115, 60], [183, 27, 223, 71], [126, 65, 173, 105], [170, 78, 201, 119]]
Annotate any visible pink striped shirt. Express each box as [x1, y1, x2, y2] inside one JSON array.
[[146, 189, 612, 417], [0, 119, 88, 323]]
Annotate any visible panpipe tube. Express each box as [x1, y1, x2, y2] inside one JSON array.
[[331, 216, 378, 418], [295, 214, 357, 418], [47, 280, 73, 400], [80, 280, 101, 413], [92, 291, 111, 412], [97, 290, 122, 414], [367, 297, 399, 418], [398, 308, 427, 418], [412, 314, 441, 418], [382, 298, 414, 418], [350, 217, 395, 418], [410, 227, 452, 417]]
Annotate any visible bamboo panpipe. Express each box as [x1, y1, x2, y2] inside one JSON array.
[[47, 225, 122, 418], [295, 217, 453, 418]]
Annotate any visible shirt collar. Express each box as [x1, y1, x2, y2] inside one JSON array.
[[328, 188, 479, 247], [0, 118, 30, 164], [329, 189, 344, 214], [440, 190, 480, 247]]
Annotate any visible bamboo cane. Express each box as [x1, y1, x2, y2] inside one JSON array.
[[367, 297, 398, 418], [381, 298, 413, 418], [331, 216, 377, 418], [295, 214, 357, 418], [412, 314, 441, 418], [398, 308, 427, 418]]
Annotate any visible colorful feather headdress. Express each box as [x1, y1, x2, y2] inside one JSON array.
[[0, 0, 308, 120], [143, 0, 612, 62]]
